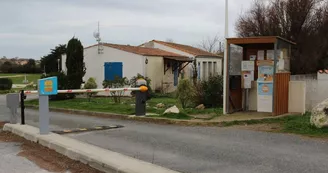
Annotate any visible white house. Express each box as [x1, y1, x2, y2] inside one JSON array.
[[140, 40, 223, 81], [62, 43, 191, 93]]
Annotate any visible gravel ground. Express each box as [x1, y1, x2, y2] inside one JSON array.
[[0, 122, 103, 173]]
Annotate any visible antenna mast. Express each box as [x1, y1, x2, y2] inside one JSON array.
[[94, 21, 103, 54]]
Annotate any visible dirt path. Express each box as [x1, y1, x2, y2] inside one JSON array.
[[0, 122, 103, 173], [0, 75, 24, 78]]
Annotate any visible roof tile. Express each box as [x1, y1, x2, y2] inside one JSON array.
[[85, 43, 192, 62], [151, 40, 221, 57]]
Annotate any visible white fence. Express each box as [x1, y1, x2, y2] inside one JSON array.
[[290, 73, 328, 110]]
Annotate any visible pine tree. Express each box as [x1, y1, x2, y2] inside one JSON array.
[[66, 37, 86, 89]]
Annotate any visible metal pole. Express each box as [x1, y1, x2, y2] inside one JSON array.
[[20, 90, 25, 125], [39, 95, 50, 134], [223, 0, 229, 114], [246, 89, 249, 111]]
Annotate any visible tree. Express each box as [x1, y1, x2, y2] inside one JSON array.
[[198, 35, 224, 54], [0, 61, 12, 73], [23, 59, 36, 73], [191, 60, 198, 86], [40, 44, 66, 74], [236, 0, 328, 74], [66, 38, 85, 89]]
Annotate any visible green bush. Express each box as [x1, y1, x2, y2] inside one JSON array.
[[176, 79, 194, 108], [0, 78, 13, 90], [193, 81, 205, 107], [41, 72, 74, 100], [103, 76, 130, 103], [84, 77, 97, 102], [129, 73, 152, 96], [201, 75, 223, 108]]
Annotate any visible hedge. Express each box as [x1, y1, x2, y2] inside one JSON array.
[[0, 78, 13, 90]]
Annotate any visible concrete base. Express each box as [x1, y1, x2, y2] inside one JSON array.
[[3, 124, 180, 173]]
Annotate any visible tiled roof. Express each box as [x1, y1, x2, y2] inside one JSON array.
[[151, 40, 221, 57], [85, 43, 192, 62]]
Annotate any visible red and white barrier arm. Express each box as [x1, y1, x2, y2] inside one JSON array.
[[24, 87, 147, 95]]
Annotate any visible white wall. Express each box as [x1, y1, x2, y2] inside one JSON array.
[[145, 56, 164, 91], [290, 73, 328, 110], [196, 57, 223, 80], [62, 46, 145, 88], [147, 42, 194, 80], [145, 56, 183, 93], [289, 81, 306, 113], [87, 46, 145, 88]]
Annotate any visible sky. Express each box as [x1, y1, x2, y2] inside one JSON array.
[[0, 0, 253, 59]]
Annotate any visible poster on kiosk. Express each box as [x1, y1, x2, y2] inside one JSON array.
[[257, 61, 274, 112]]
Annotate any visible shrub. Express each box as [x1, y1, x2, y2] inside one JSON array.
[[0, 78, 13, 90], [129, 73, 152, 96], [41, 72, 73, 100], [193, 81, 205, 106], [201, 75, 223, 108], [176, 79, 194, 108], [103, 76, 130, 103], [84, 77, 97, 102]]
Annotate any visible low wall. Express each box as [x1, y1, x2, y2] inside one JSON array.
[[290, 73, 328, 111], [288, 81, 306, 113]]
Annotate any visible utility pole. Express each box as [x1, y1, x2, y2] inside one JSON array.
[[223, 0, 229, 114]]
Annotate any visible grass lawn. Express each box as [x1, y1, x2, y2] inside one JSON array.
[[223, 113, 328, 138], [25, 96, 223, 118], [0, 73, 41, 84]]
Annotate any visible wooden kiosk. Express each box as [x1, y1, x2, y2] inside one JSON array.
[[225, 36, 295, 116]]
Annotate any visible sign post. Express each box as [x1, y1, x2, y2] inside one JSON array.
[[38, 77, 58, 135]]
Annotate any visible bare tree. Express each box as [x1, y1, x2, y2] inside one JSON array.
[[236, 0, 328, 74], [198, 35, 224, 54]]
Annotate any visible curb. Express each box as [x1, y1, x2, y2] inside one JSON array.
[[25, 105, 224, 127], [25, 105, 295, 127], [3, 123, 180, 173]]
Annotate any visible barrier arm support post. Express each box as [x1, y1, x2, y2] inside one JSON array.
[[135, 79, 149, 116], [20, 90, 25, 125]]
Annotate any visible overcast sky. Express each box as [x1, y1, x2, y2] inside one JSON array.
[[0, 0, 253, 59]]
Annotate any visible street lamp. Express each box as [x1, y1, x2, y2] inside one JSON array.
[[223, 0, 229, 114]]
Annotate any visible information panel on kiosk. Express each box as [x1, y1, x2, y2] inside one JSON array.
[[38, 77, 58, 96]]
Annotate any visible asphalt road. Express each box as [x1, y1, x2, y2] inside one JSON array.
[[1, 95, 328, 173]]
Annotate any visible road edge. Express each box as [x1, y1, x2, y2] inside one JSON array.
[[3, 123, 180, 173], [25, 105, 224, 126], [25, 105, 296, 127]]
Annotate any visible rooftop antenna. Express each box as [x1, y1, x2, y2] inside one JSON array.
[[93, 21, 103, 54]]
